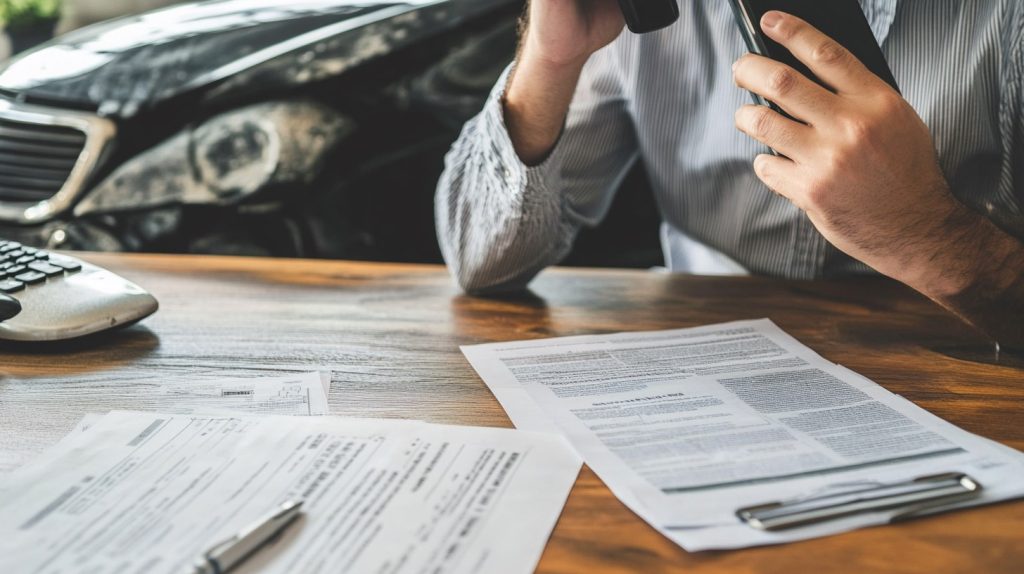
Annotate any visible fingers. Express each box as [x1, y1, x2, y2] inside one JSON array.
[[733, 54, 838, 125], [752, 154, 806, 208], [758, 11, 886, 95], [734, 105, 814, 159]]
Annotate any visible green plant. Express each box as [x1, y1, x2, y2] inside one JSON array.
[[0, 0, 62, 30]]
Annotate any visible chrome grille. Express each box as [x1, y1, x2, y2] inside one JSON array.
[[0, 99, 116, 224], [0, 118, 87, 202]]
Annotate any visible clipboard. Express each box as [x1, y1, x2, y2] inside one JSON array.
[[737, 473, 982, 531]]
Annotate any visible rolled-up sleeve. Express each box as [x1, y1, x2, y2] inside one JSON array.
[[434, 37, 639, 293]]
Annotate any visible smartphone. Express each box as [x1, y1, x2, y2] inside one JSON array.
[[617, 0, 680, 34], [728, 0, 900, 110]]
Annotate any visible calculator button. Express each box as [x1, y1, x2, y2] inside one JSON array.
[[0, 278, 23, 293], [49, 257, 82, 272], [6, 265, 26, 276], [28, 262, 63, 277], [14, 271, 46, 285]]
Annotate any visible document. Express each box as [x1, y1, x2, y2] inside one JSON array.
[[0, 411, 581, 574], [150, 371, 332, 416], [0, 372, 331, 483], [63, 368, 330, 437], [462, 319, 1024, 550]]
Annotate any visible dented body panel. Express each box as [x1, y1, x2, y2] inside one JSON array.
[[0, 0, 521, 258], [0, 0, 510, 117]]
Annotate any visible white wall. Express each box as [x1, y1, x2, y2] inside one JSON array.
[[0, 0, 185, 60], [58, 0, 185, 33]]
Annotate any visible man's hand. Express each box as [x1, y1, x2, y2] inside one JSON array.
[[504, 0, 624, 165], [732, 11, 1024, 347], [520, 0, 625, 69]]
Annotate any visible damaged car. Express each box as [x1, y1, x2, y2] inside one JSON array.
[[0, 0, 522, 259]]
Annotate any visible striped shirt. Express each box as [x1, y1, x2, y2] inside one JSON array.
[[435, 0, 1024, 292]]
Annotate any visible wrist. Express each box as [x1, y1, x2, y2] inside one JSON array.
[[519, 32, 594, 72], [515, 41, 590, 83], [909, 200, 1021, 302], [920, 210, 1024, 347]]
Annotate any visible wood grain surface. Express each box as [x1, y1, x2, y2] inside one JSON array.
[[1, 253, 1022, 573]]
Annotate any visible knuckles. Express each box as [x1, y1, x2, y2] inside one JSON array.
[[736, 106, 776, 140], [771, 16, 804, 42], [803, 171, 834, 207], [835, 94, 908, 149], [811, 40, 847, 66], [805, 129, 870, 209], [767, 67, 799, 99], [874, 91, 908, 118], [751, 107, 776, 139]]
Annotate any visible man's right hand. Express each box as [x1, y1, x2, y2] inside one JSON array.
[[504, 0, 625, 165]]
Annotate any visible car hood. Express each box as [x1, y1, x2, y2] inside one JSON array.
[[0, 0, 509, 118]]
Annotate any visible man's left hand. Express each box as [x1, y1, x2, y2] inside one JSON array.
[[732, 10, 972, 294]]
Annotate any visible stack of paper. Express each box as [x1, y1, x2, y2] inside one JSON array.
[[0, 411, 582, 574], [462, 319, 1024, 550]]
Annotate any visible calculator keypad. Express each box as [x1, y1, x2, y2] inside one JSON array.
[[0, 240, 80, 294]]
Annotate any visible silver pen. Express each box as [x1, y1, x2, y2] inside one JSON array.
[[194, 500, 304, 574]]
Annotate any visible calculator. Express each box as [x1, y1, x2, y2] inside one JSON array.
[[0, 239, 158, 342]]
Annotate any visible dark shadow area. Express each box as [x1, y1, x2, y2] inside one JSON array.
[[449, 289, 554, 340], [453, 289, 550, 308], [0, 324, 160, 357], [929, 343, 1024, 369], [562, 162, 664, 269]]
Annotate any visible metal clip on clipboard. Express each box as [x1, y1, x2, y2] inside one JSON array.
[[737, 473, 982, 531]]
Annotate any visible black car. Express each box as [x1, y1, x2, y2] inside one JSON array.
[[0, 0, 525, 260]]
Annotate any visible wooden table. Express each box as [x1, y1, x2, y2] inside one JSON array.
[[1, 253, 1022, 573]]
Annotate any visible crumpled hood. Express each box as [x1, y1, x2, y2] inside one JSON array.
[[0, 0, 504, 117]]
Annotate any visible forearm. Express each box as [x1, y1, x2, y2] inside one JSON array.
[[909, 204, 1024, 349], [436, 0, 628, 293], [504, 49, 586, 166], [503, 0, 623, 165], [435, 66, 579, 294]]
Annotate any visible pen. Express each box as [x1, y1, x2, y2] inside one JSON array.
[[194, 500, 304, 574]]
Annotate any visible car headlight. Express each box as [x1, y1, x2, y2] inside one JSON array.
[[74, 100, 354, 216]]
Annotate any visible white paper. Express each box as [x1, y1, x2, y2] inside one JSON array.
[[462, 319, 1024, 550], [152, 371, 331, 416], [54, 373, 330, 437], [0, 411, 581, 574]]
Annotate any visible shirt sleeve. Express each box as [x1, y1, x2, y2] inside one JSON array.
[[995, 2, 1024, 239], [434, 37, 639, 293]]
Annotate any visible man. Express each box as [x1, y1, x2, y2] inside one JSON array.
[[435, 0, 1024, 348]]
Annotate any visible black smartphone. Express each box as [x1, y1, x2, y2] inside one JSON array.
[[728, 0, 900, 109], [617, 0, 680, 34]]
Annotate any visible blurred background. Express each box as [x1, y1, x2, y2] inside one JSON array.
[[1, 1, 181, 57], [0, 0, 660, 269]]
